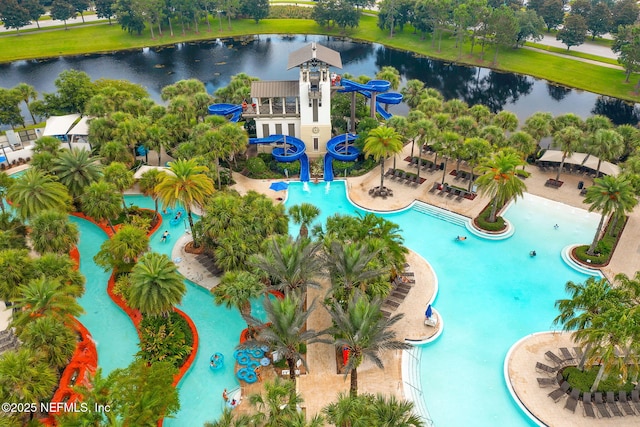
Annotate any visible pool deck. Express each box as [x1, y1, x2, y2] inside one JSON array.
[[3, 142, 638, 425], [222, 142, 640, 425]]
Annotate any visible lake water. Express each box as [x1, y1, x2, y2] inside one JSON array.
[[0, 35, 638, 125]]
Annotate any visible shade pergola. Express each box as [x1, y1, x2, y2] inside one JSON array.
[[538, 150, 620, 176], [42, 114, 81, 138]]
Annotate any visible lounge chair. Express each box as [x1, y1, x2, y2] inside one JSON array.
[[605, 391, 624, 416], [548, 381, 570, 402], [424, 313, 438, 327], [564, 388, 580, 413], [559, 347, 574, 364], [384, 168, 394, 177], [618, 391, 635, 415], [537, 377, 557, 388], [631, 390, 640, 412], [583, 392, 596, 418], [594, 392, 611, 418], [393, 170, 402, 180], [535, 362, 558, 375], [545, 350, 564, 366]]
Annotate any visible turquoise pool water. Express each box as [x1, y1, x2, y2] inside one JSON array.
[[285, 181, 600, 427], [73, 196, 267, 426]]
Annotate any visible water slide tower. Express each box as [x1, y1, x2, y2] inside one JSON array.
[[244, 42, 342, 158]]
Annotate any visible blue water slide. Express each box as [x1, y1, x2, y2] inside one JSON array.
[[323, 133, 360, 182], [208, 103, 243, 122], [248, 134, 310, 182], [376, 104, 393, 120], [339, 79, 403, 119]]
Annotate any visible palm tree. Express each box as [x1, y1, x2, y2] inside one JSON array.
[[100, 140, 135, 166], [29, 209, 79, 255], [32, 253, 85, 298], [435, 131, 462, 184], [574, 306, 634, 392], [128, 252, 186, 317], [250, 236, 324, 295], [0, 348, 57, 423], [7, 168, 72, 220], [463, 137, 492, 192], [81, 180, 123, 234], [12, 277, 84, 331], [103, 162, 135, 211], [469, 104, 492, 126], [19, 316, 77, 370], [247, 377, 307, 427], [522, 112, 552, 143], [204, 408, 253, 427], [324, 392, 424, 427], [475, 150, 527, 223], [551, 125, 583, 182], [245, 292, 321, 386], [323, 392, 371, 427], [583, 175, 637, 256], [146, 124, 170, 165], [400, 79, 425, 109], [553, 277, 625, 370], [585, 129, 623, 178], [552, 113, 584, 132], [508, 131, 536, 170], [376, 66, 401, 90], [323, 241, 383, 305], [94, 225, 149, 273], [14, 83, 38, 125], [371, 394, 424, 427], [138, 168, 165, 220], [288, 203, 320, 239], [155, 159, 215, 247], [584, 114, 612, 133], [51, 147, 103, 202], [442, 99, 468, 118], [321, 291, 411, 397], [363, 126, 404, 190], [212, 270, 264, 330], [217, 121, 248, 169], [0, 249, 33, 304]]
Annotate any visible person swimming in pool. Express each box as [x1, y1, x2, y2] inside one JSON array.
[[456, 236, 467, 241]]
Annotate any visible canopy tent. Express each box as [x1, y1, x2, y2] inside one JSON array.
[[538, 150, 620, 176], [133, 165, 175, 180], [43, 114, 81, 139]]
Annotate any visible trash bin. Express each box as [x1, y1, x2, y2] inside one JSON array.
[[578, 181, 584, 189]]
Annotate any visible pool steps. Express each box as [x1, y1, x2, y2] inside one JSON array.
[[402, 346, 435, 427], [411, 202, 467, 227]]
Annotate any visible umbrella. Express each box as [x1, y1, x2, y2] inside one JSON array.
[[425, 304, 433, 319], [269, 181, 289, 191]]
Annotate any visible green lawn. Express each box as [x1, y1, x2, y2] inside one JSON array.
[[0, 15, 638, 102]]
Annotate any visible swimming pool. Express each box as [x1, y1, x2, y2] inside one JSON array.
[[285, 181, 600, 426]]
